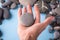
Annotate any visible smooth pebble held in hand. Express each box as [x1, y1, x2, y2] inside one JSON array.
[[20, 13, 34, 26]]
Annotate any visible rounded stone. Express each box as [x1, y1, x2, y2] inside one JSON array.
[[0, 38, 3, 40], [57, 3, 60, 8], [44, 0, 51, 3], [49, 10, 57, 16], [42, 1, 50, 13], [57, 38, 60, 40], [54, 26, 60, 30], [0, 30, 2, 37], [10, 3, 17, 9], [50, 4, 57, 9], [0, 0, 5, 3], [55, 7, 60, 15], [35, 0, 42, 10], [19, 0, 37, 6], [0, 8, 3, 18], [54, 31, 60, 39], [56, 15, 60, 25], [50, 0, 59, 5], [46, 10, 57, 18], [3, 8, 10, 19], [36, 0, 49, 13], [10, 0, 19, 4], [50, 0, 59, 9], [20, 13, 34, 26], [40, 7, 48, 13], [2, 1, 12, 8]]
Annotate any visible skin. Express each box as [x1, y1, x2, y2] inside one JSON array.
[[17, 4, 54, 40]]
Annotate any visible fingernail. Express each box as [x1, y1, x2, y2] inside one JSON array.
[[27, 4, 31, 7], [50, 16, 55, 21]]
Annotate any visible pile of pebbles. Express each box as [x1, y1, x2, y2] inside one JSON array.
[[0, 0, 20, 25], [0, 0, 20, 40], [35, 0, 59, 14], [19, 0, 59, 14], [46, 1, 60, 40], [19, 0, 51, 13]]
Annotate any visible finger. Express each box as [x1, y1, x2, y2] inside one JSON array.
[[27, 4, 32, 14], [34, 4, 40, 23], [18, 8, 22, 18], [22, 7, 27, 14], [37, 16, 55, 33], [18, 8, 22, 24], [42, 16, 55, 27]]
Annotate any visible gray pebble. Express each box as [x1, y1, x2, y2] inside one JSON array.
[[3, 8, 10, 19], [0, 8, 3, 18], [50, 4, 57, 9], [0, 8, 3, 25], [40, 7, 48, 13], [54, 31, 60, 39], [46, 10, 56, 18], [56, 15, 60, 25], [50, 0, 58, 9], [54, 26, 60, 30], [55, 7, 60, 15], [20, 13, 34, 26], [42, 2, 50, 13], [2, 1, 12, 8], [35, 0, 42, 10], [50, 0, 58, 5], [19, 0, 37, 6], [10, 3, 17, 9], [10, 0, 19, 4], [44, 0, 51, 3], [0, 39, 3, 40], [36, 0, 49, 13], [0, 0, 5, 3], [0, 30, 2, 37], [57, 3, 60, 8], [57, 38, 60, 40], [49, 10, 57, 16]]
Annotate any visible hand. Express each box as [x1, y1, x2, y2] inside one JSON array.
[[17, 4, 54, 40]]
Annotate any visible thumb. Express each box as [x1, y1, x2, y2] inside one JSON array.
[[42, 16, 55, 27]]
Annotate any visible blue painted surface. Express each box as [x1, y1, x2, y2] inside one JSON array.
[[0, 3, 54, 40]]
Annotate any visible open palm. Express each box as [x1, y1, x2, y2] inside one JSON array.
[[17, 4, 54, 40]]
